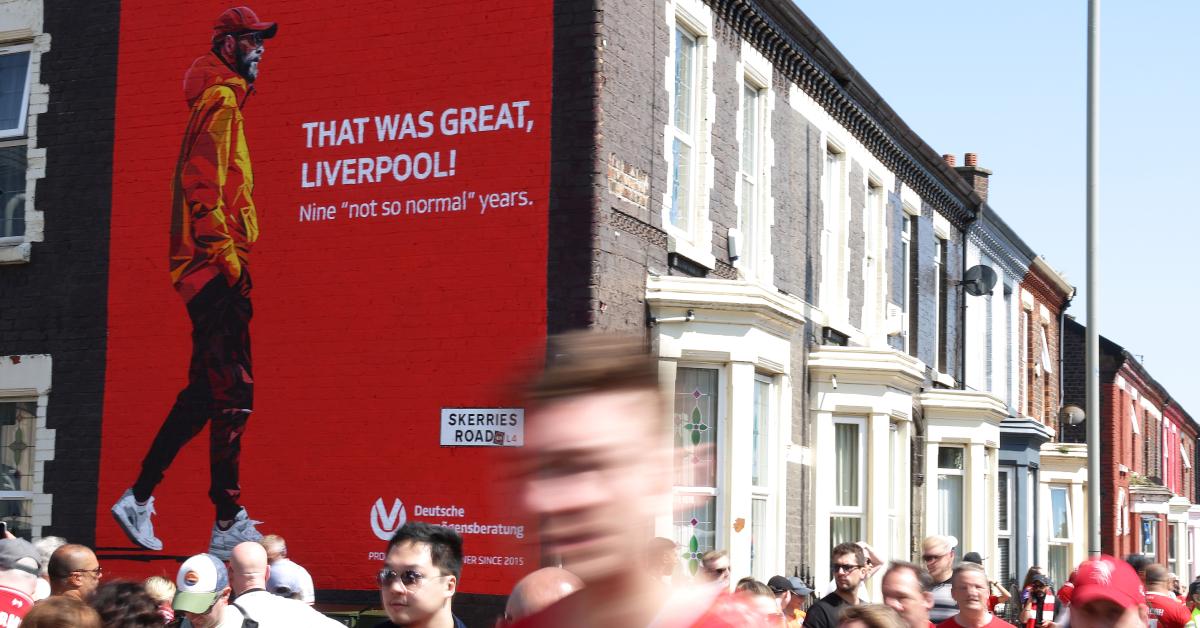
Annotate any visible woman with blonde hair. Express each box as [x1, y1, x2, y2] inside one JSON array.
[[20, 595, 102, 628], [838, 603, 907, 628], [143, 575, 176, 623]]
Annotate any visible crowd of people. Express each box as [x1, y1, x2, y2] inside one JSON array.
[[6, 331, 1200, 627]]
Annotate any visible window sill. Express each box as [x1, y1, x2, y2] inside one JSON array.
[[667, 233, 715, 271], [0, 241, 30, 264]]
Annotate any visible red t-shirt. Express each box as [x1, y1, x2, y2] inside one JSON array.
[[936, 615, 1016, 628], [1147, 591, 1191, 628], [0, 585, 32, 626]]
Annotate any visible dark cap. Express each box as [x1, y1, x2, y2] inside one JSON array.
[[767, 575, 795, 593], [962, 552, 984, 565], [1031, 574, 1052, 587], [0, 538, 40, 576], [213, 7, 278, 40]]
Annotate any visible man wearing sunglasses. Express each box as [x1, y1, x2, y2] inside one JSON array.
[[378, 522, 466, 628], [112, 5, 278, 561], [800, 542, 866, 628], [46, 544, 102, 601], [922, 535, 959, 623]]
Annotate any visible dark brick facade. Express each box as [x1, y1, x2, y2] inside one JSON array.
[[0, 0, 122, 544]]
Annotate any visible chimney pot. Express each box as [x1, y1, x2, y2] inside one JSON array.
[[965, 152, 978, 167], [943, 154, 957, 167]]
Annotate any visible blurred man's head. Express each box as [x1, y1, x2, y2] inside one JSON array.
[[522, 332, 667, 586], [1028, 573, 1051, 599], [47, 544, 100, 599], [1124, 554, 1152, 584], [172, 554, 232, 628], [700, 550, 730, 586], [921, 536, 956, 582], [949, 563, 989, 617], [735, 579, 784, 624], [881, 562, 934, 628], [838, 603, 908, 628], [0, 538, 41, 597], [1188, 580, 1200, 607], [1144, 563, 1172, 593], [1069, 555, 1149, 628], [646, 537, 678, 578], [504, 567, 583, 622], [832, 543, 867, 599], [378, 522, 461, 626]]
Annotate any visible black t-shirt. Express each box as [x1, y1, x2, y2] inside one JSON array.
[[802, 592, 850, 628], [375, 618, 467, 628]]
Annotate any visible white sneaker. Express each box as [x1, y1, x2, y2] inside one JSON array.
[[208, 508, 263, 560], [111, 489, 163, 551]]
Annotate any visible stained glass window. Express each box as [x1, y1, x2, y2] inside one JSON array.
[[673, 367, 719, 576], [0, 400, 35, 538]]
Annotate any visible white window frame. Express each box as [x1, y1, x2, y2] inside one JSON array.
[[864, 178, 883, 330], [1130, 400, 1141, 435], [671, 363, 727, 573], [749, 374, 775, 580], [737, 75, 767, 279], [1040, 325, 1054, 374], [0, 354, 53, 538], [901, 209, 915, 354], [820, 144, 845, 311], [0, 44, 33, 249], [1142, 517, 1158, 557], [887, 422, 900, 556], [936, 444, 965, 542], [668, 25, 699, 237], [831, 416, 866, 553], [997, 467, 1014, 585]]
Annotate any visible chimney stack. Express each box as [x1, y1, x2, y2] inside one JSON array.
[[954, 152, 991, 203], [942, 154, 957, 167]]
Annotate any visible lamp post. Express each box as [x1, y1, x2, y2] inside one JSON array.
[[1085, 0, 1101, 557]]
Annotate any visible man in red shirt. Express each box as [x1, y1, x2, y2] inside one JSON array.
[[1068, 555, 1149, 628], [510, 333, 768, 628], [1145, 564, 1190, 628], [935, 563, 1015, 628]]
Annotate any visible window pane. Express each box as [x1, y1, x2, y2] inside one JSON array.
[[937, 474, 963, 543], [671, 137, 691, 231], [674, 29, 694, 130], [0, 52, 29, 132], [997, 537, 1012, 589], [835, 422, 860, 508], [741, 86, 757, 174], [1142, 519, 1156, 556], [997, 469, 1010, 531], [0, 401, 35, 492], [938, 446, 964, 470], [1050, 487, 1070, 539], [1048, 545, 1070, 590], [752, 379, 769, 486], [674, 494, 716, 577], [674, 368, 718, 488], [830, 516, 861, 554], [888, 424, 898, 510], [0, 146, 26, 238], [750, 497, 766, 580]]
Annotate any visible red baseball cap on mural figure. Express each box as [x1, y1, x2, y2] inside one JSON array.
[[1069, 554, 1146, 610], [213, 6, 278, 40]]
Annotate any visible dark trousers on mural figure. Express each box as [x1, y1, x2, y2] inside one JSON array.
[[133, 272, 253, 521]]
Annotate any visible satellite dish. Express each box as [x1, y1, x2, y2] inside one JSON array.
[[962, 265, 999, 297], [1059, 404, 1086, 426]]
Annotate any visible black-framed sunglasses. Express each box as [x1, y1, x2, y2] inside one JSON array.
[[72, 566, 103, 577], [237, 32, 265, 46], [832, 563, 863, 573], [377, 568, 448, 589]]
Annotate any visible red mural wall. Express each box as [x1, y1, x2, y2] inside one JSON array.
[[97, 1, 551, 594]]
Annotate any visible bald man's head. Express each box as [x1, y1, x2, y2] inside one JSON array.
[[47, 544, 101, 598], [229, 541, 269, 594], [505, 567, 583, 622], [1145, 564, 1171, 592]]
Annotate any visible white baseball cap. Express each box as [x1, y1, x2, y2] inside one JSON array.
[[173, 553, 229, 613]]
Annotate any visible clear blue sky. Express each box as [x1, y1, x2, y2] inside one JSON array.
[[795, 1, 1200, 416]]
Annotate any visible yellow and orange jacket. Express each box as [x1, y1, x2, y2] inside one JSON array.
[[169, 52, 259, 302]]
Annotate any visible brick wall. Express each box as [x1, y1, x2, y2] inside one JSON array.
[[846, 160, 865, 330], [0, 0, 121, 543], [771, 82, 820, 304]]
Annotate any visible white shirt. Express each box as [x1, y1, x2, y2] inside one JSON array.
[[181, 603, 245, 628], [231, 589, 343, 627]]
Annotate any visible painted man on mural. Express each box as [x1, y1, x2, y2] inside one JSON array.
[[111, 6, 276, 560]]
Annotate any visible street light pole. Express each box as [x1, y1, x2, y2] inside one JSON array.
[[1085, 0, 1101, 557]]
